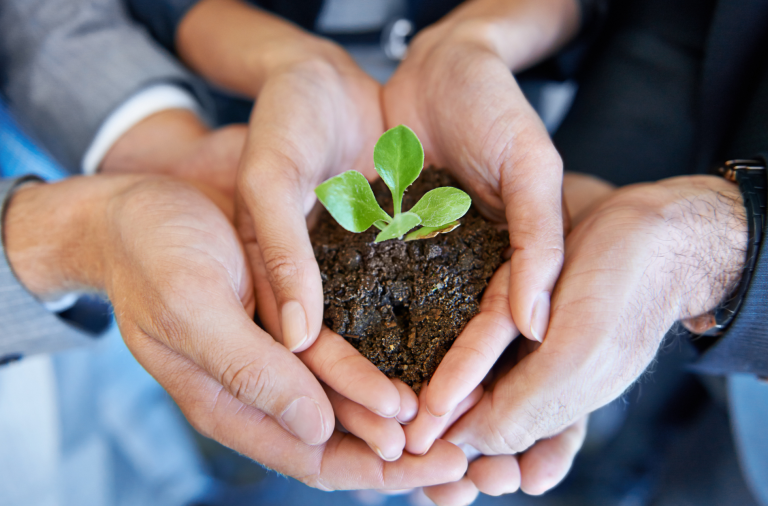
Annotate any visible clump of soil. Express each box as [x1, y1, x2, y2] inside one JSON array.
[[311, 169, 506, 389]]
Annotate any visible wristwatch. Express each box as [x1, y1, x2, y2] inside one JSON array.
[[692, 159, 767, 341]]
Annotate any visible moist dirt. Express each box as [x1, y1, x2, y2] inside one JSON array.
[[311, 169, 507, 390]]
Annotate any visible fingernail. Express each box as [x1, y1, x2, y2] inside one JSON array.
[[281, 397, 325, 445], [281, 301, 308, 351], [370, 444, 402, 462], [396, 408, 417, 425], [530, 292, 551, 343], [373, 406, 400, 419], [425, 403, 449, 419]]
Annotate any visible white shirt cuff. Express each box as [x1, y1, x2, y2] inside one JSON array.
[[81, 84, 202, 175], [42, 292, 81, 313]]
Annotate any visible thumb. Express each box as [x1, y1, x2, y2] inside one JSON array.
[[236, 159, 324, 353], [124, 284, 334, 446], [501, 125, 564, 343]]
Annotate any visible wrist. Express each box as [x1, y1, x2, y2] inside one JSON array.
[[3, 176, 142, 300], [177, 0, 350, 96], [416, 0, 580, 71], [657, 176, 748, 320], [100, 109, 208, 176]]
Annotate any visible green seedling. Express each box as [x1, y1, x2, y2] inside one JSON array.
[[315, 125, 471, 242]]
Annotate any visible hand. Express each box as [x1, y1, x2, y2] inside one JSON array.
[[106, 2, 401, 454], [436, 175, 748, 492], [3, 175, 467, 489], [383, 0, 580, 350], [254, 253, 421, 461], [400, 263, 586, 501], [178, 0, 384, 353], [84, 56, 408, 465]]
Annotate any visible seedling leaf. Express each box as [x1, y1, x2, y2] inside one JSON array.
[[375, 212, 421, 242], [404, 221, 461, 241], [374, 125, 424, 214], [410, 187, 471, 227], [315, 171, 391, 233]]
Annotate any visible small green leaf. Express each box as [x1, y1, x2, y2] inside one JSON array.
[[375, 212, 421, 243], [373, 125, 424, 214], [315, 171, 392, 232], [409, 187, 471, 227], [404, 221, 461, 241]]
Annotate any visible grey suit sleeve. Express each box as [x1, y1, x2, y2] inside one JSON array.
[[0, 0, 210, 174], [0, 177, 96, 363]]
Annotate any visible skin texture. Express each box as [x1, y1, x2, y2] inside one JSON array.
[[90, 1, 742, 500], [383, 0, 580, 348], [418, 174, 747, 502], [178, 0, 384, 355], [100, 109, 247, 200], [2, 174, 469, 490], [98, 108, 426, 477], [169, 3, 588, 492], [99, 0, 587, 497]]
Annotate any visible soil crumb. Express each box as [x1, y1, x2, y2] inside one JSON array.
[[311, 169, 507, 390]]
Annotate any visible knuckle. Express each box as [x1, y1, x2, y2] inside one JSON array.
[[494, 422, 536, 454], [263, 249, 303, 289], [300, 472, 337, 492], [144, 298, 194, 349], [487, 394, 542, 454], [184, 386, 234, 442], [222, 358, 275, 408]]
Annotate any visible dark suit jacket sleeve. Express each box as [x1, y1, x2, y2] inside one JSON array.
[[0, 177, 97, 363], [0, 0, 210, 174], [124, 0, 201, 54]]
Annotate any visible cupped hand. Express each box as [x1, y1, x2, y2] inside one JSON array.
[[436, 175, 748, 495], [237, 50, 384, 354], [383, 20, 567, 350], [100, 176, 466, 488], [253, 239, 420, 459], [400, 261, 586, 501]]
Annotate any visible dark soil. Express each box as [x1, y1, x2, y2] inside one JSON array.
[[311, 169, 507, 390]]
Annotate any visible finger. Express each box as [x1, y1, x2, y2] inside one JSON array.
[[250, 238, 281, 335], [127, 331, 469, 490], [237, 151, 324, 353], [519, 417, 588, 495], [256, 238, 402, 420], [392, 379, 418, 424], [443, 391, 502, 455], [501, 121, 565, 344], [467, 455, 521, 496], [444, 359, 585, 458], [424, 477, 479, 506], [299, 326, 401, 418], [326, 386, 405, 462], [405, 383, 483, 456], [426, 262, 518, 417], [125, 282, 334, 446]]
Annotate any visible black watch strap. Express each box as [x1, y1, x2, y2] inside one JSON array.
[[699, 159, 767, 338]]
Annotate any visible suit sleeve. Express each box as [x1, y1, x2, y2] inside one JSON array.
[[0, 0, 210, 173], [0, 177, 97, 364]]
